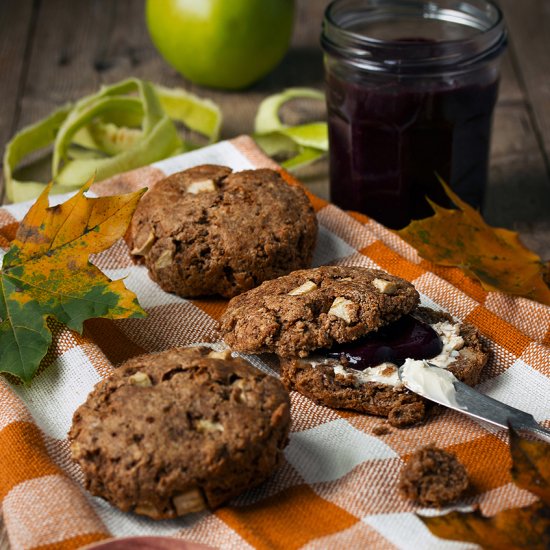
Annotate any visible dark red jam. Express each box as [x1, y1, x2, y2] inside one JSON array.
[[325, 315, 442, 370], [326, 74, 500, 229]]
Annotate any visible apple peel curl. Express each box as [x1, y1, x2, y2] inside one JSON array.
[[254, 88, 328, 170], [3, 78, 221, 202]]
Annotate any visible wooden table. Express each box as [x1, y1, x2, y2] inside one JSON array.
[[0, 1, 549, 547]]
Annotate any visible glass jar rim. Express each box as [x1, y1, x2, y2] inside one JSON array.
[[321, 0, 507, 74]]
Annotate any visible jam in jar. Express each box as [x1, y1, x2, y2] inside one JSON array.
[[321, 0, 507, 228]]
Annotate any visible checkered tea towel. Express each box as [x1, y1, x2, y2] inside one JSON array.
[[0, 136, 549, 550]]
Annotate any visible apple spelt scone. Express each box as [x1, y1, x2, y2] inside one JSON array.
[[220, 266, 487, 427], [69, 347, 290, 519], [129, 164, 318, 298]]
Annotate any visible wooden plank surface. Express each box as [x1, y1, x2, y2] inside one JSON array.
[[14, 0, 105, 128], [0, 0, 35, 200], [485, 47, 550, 255], [489, 0, 550, 256], [0, 0, 549, 547], [499, 0, 550, 161]]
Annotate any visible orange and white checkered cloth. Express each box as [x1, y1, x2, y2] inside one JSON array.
[[1, 136, 549, 550]]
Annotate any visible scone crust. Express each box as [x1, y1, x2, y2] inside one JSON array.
[[221, 266, 420, 357], [279, 307, 487, 427], [69, 347, 290, 519], [129, 165, 318, 298]]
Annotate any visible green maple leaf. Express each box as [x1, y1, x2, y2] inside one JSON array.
[[0, 180, 146, 383]]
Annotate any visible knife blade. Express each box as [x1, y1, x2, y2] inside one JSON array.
[[397, 361, 550, 443]]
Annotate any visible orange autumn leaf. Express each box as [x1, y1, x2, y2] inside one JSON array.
[[0, 179, 146, 383], [421, 501, 549, 550], [510, 428, 550, 505], [420, 428, 550, 549], [397, 180, 550, 305]]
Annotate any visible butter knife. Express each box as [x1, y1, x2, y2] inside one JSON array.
[[397, 362, 550, 443]]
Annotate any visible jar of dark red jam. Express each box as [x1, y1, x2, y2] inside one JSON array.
[[321, 0, 507, 229]]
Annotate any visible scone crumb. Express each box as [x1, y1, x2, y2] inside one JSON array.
[[388, 398, 425, 428], [288, 280, 318, 296], [399, 444, 469, 507], [128, 372, 152, 387], [187, 179, 217, 194], [373, 278, 398, 294], [372, 423, 391, 436], [328, 297, 355, 323]]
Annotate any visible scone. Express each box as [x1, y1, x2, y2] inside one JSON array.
[[129, 165, 318, 298], [220, 266, 487, 427], [220, 265, 420, 357], [69, 347, 290, 519]]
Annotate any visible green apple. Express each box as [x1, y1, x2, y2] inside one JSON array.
[[146, 0, 295, 90]]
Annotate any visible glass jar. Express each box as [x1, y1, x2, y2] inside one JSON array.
[[321, 0, 507, 229]]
